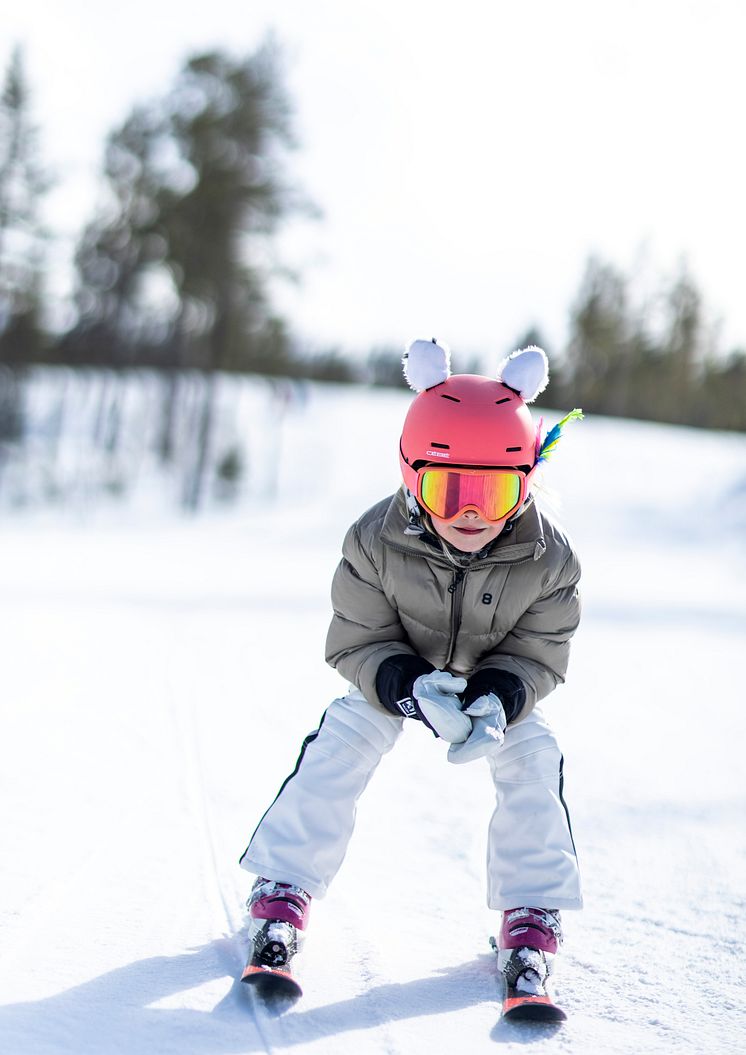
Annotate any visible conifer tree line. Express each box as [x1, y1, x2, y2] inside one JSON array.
[[545, 257, 746, 431], [1, 43, 745, 432]]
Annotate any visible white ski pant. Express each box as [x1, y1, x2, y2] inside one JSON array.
[[240, 689, 582, 910]]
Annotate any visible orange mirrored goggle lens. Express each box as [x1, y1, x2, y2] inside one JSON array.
[[419, 469, 523, 524]]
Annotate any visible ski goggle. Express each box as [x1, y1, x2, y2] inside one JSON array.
[[417, 466, 531, 524]]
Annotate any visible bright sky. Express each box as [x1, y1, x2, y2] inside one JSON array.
[[5, 0, 746, 363]]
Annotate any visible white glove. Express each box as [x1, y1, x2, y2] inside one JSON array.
[[447, 693, 507, 764], [412, 671, 471, 743]]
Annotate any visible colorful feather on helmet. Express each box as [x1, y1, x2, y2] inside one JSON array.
[[536, 408, 584, 463]]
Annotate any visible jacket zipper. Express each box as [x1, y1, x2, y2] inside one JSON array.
[[445, 569, 466, 668]]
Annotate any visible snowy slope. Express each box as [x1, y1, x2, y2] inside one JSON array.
[[1, 380, 745, 1054]]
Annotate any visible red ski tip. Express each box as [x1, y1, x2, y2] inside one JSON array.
[[503, 993, 566, 1022], [241, 962, 302, 999]]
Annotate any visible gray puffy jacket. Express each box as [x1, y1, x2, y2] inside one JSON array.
[[325, 488, 581, 723]]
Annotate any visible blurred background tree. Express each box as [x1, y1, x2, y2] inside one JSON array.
[[0, 46, 51, 366], [63, 40, 306, 375], [557, 257, 644, 417], [0, 46, 51, 485]]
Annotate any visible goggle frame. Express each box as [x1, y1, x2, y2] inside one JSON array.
[[416, 464, 535, 525]]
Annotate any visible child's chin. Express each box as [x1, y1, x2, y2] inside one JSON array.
[[449, 529, 488, 550]]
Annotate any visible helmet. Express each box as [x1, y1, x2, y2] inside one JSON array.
[[399, 340, 548, 498], [399, 374, 539, 494]]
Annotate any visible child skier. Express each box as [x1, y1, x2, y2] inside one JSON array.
[[240, 339, 583, 1005]]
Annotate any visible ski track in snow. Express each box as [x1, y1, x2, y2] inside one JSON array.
[[1, 381, 746, 1054]]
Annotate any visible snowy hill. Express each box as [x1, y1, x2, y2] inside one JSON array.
[[1, 379, 745, 1054]]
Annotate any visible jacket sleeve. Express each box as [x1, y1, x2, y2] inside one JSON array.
[[325, 521, 422, 709], [472, 547, 581, 722]]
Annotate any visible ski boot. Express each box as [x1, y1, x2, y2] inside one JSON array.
[[492, 907, 566, 1021], [241, 877, 312, 998], [497, 906, 562, 990]]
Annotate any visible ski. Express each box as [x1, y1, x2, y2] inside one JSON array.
[[490, 936, 566, 1023], [241, 919, 303, 1001], [241, 961, 302, 1000], [502, 987, 566, 1023]]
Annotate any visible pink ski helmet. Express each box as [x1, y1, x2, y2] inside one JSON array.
[[399, 339, 549, 498]]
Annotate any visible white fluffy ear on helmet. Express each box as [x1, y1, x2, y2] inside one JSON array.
[[497, 345, 549, 403], [402, 338, 451, 392]]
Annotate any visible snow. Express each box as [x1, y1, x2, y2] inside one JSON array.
[[1, 379, 746, 1054]]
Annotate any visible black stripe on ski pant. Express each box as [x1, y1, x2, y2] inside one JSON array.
[[558, 754, 579, 861], [239, 708, 329, 867]]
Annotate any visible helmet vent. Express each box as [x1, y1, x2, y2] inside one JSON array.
[[506, 446, 522, 452], [495, 397, 511, 405], [440, 394, 461, 403], [430, 442, 450, 449]]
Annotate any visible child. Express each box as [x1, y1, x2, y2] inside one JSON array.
[[240, 339, 583, 997]]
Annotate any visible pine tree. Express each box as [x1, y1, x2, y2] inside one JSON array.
[[564, 257, 641, 417], [0, 46, 51, 364], [68, 40, 305, 374]]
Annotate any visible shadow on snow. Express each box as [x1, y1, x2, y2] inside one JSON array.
[[0, 937, 513, 1054]]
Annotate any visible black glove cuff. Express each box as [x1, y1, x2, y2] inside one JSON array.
[[376, 654, 436, 718], [463, 668, 526, 725]]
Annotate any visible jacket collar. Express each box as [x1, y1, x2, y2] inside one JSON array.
[[380, 488, 547, 565]]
